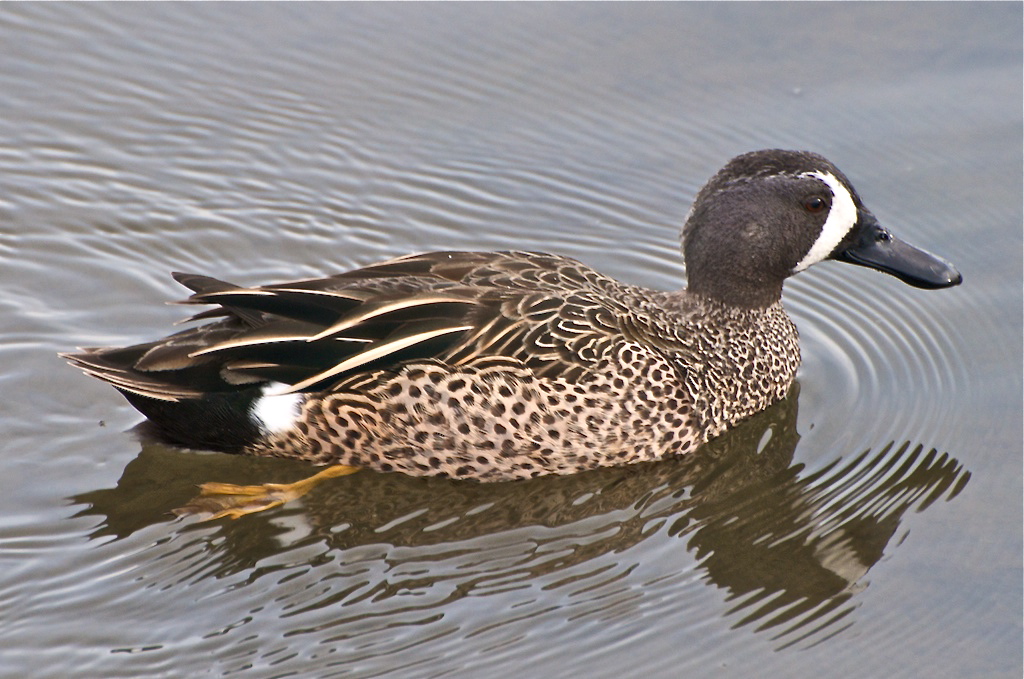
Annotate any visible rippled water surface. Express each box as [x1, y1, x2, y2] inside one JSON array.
[[1, 4, 1020, 678]]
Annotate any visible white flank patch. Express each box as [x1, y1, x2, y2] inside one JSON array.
[[792, 171, 859, 272], [251, 382, 303, 435]]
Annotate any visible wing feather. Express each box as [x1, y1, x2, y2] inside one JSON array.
[[275, 321, 475, 394], [65, 251, 660, 401]]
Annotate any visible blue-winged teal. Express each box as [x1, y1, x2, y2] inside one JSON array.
[[64, 150, 961, 491]]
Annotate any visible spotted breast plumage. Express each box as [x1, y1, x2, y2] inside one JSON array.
[[63, 149, 962, 483]]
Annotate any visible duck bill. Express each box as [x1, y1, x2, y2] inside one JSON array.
[[832, 216, 962, 289]]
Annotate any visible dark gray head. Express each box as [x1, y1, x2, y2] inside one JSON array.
[[682, 149, 962, 308]]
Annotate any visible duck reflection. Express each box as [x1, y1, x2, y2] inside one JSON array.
[[71, 385, 969, 648]]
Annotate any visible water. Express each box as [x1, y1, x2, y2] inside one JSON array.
[[0, 4, 1020, 678]]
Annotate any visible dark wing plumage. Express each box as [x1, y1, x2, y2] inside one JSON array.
[[62, 251, 646, 401]]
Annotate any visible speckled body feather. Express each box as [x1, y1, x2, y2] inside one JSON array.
[[253, 252, 801, 479]]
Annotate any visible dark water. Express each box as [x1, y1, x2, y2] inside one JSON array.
[[1, 4, 1020, 678]]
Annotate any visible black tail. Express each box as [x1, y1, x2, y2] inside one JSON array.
[[62, 343, 265, 453], [120, 388, 264, 453]]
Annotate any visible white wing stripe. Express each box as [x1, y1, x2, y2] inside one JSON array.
[[272, 324, 473, 394]]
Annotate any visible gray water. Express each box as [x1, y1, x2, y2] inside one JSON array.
[[0, 4, 1020, 678]]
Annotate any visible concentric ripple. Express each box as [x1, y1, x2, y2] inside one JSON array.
[[785, 264, 972, 458]]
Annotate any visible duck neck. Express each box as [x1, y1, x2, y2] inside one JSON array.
[[685, 277, 784, 310]]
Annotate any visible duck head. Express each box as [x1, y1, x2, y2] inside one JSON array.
[[682, 149, 962, 308]]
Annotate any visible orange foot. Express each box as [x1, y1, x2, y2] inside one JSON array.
[[175, 465, 361, 520]]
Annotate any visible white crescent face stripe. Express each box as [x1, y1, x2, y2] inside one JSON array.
[[793, 171, 859, 272]]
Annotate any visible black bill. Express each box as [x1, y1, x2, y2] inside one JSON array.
[[832, 215, 962, 289]]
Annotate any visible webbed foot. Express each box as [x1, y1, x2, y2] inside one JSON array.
[[174, 465, 361, 520]]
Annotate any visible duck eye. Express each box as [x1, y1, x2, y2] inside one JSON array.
[[803, 197, 828, 213]]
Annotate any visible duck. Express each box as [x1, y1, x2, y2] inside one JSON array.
[[63, 149, 961, 517]]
